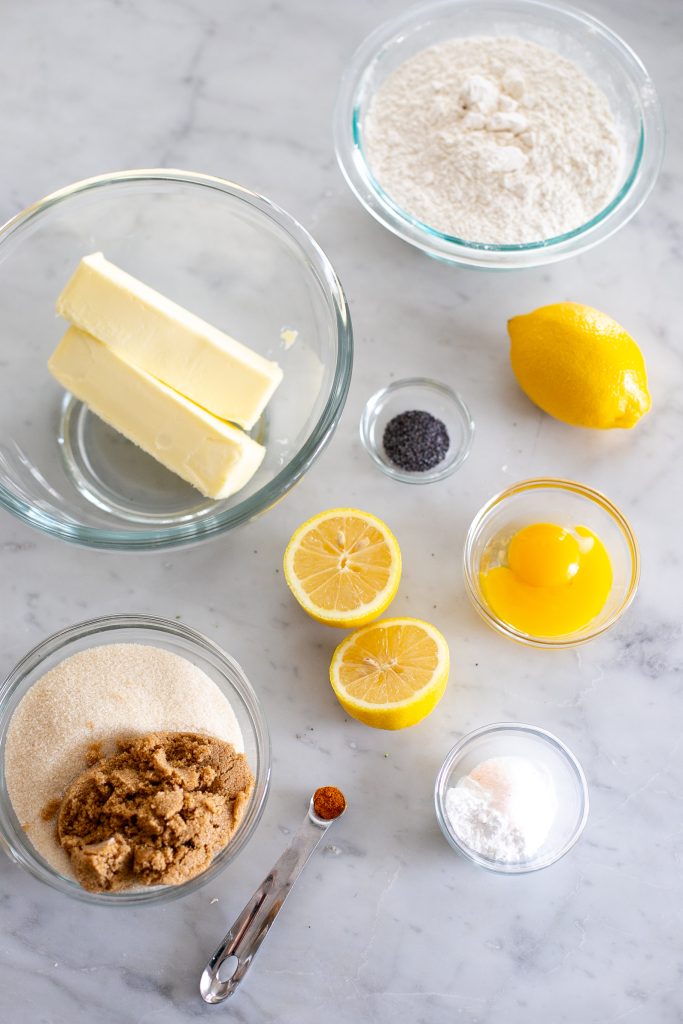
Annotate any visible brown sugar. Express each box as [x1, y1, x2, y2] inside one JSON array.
[[56, 731, 253, 893], [85, 741, 104, 766], [40, 798, 63, 822]]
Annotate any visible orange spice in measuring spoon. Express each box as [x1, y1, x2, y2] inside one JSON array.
[[313, 786, 347, 820]]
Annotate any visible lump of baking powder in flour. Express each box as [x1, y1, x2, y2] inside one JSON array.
[[459, 74, 500, 113], [488, 111, 529, 134], [502, 68, 525, 99]]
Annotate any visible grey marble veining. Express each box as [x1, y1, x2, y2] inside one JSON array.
[[1, 1, 682, 1022]]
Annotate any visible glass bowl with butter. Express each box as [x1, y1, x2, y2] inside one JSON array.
[[0, 170, 352, 550], [0, 614, 271, 905]]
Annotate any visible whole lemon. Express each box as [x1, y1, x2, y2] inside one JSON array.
[[508, 302, 651, 429]]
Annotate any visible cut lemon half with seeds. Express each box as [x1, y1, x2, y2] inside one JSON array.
[[283, 508, 401, 627], [329, 617, 450, 730]]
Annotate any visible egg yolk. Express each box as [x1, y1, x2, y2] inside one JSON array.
[[480, 523, 612, 637], [508, 524, 580, 588]]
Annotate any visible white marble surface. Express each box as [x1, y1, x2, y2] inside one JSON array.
[[1, 1, 682, 1021]]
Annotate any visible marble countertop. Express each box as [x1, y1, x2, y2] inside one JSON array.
[[1, 1, 682, 1021]]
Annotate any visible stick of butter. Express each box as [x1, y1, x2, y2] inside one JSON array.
[[56, 253, 283, 430], [49, 327, 266, 500]]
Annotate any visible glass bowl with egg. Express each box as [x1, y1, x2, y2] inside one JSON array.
[[463, 478, 640, 647], [434, 723, 589, 873], [0, 169, 352, 550], [0, 614, 270, 905], [334, 0, 664, 269]]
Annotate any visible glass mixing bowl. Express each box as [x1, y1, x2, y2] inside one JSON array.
[[334, 0, 664, 269], [435, 723, 589, 873], [0, 614, 271, 905], [463, 478, 640, 647], [0, 170, 352, 549]]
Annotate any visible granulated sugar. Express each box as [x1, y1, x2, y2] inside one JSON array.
[[363, 36, 622, 244], [4, 643, 244, 877]]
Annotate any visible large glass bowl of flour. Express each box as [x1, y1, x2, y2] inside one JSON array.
[[0, 614, 271, 905], [334, 0, 664, 268], [0, 170, 352, 550]]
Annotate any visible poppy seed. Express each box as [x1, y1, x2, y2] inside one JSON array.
[[383, 409, 450, 472]]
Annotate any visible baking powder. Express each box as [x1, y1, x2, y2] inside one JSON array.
[[445, 755, 557, 862]]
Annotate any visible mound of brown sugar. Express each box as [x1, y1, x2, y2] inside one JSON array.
[[56, 731, 253, 893]]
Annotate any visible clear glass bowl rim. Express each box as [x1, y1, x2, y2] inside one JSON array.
[[0, 613, 271, 906], [434, 721, 590, 873], [334, 0, 665, 268], [463, 476, 641, 648], [0, 168, 353, 551], [359, 376, 475, 483]]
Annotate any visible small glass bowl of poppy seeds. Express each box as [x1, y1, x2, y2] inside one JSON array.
[[360, 378, 474, 484]]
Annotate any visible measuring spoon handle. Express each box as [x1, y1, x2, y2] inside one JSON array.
[[200, 813, 331, 1003]]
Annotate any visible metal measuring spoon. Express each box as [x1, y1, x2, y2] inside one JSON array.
[[200, 787, 347, 1004]]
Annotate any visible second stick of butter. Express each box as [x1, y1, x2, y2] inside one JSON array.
[[49, 328, 266, 499], [57, 253, 283, 430]]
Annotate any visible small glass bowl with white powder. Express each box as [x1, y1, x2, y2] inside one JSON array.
[[434, 723, 588, 873], [334, 0, 664, 269], [0, 614, 270, 905]]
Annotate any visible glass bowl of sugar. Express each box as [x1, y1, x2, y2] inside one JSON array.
[[434, 723, 589, 873], [334, 0, 664, 269], [0, 614, 271, 905]]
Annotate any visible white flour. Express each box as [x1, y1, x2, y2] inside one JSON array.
[[364, 36, 622, 244], [445, 755, 557, 863]]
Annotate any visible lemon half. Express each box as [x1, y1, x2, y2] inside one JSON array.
[[329, 617, 450, 730], [283, 508, 402, 628]]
